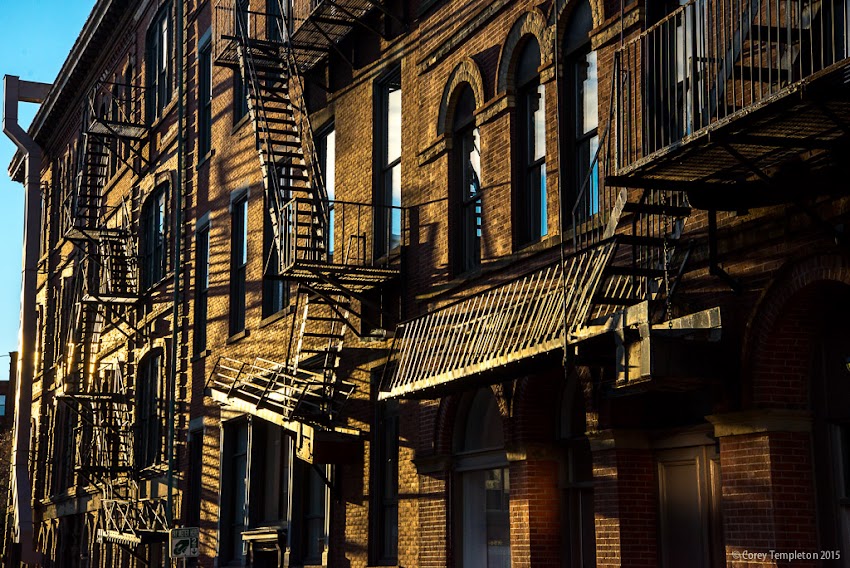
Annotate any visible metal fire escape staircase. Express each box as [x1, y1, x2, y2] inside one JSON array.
[[209, 1, 399, 435], [55, 86, 168, 544], [379, 59, 696, 400]]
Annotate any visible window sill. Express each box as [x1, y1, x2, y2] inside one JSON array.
[[260, 305, 294, 328], [226, 329, 250, 344], [191, 349, 211, 363], [231, 113, 251, 135], [196, 149, 215, 170]]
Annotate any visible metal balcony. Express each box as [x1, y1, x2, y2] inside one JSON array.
[[207, 356, 355, 431], [612, 0, 850, 204], [379, 241, 617, 400], [213, 0, 396, 71], [98, 496, 169, 546], [276, 198, 404, 292]]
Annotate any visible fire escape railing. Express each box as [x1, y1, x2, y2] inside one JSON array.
[[380, 242, 616, 400], [280, 198, 407, 272], [616, 0, 850, 171]]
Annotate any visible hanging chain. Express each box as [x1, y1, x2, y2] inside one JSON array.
[[661, 190, 673, 327]]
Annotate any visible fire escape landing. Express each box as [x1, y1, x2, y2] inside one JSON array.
[[609, 0, 850, 211]]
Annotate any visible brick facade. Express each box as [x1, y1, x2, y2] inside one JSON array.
[[4, 0, 850, 566]]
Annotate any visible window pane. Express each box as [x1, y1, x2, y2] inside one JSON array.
[[581, 51, 598, 134], [386, 86, 402, 164], [532, 84, 546, 162], [391, 163, 402, 249], [485, 468, 511, 568]]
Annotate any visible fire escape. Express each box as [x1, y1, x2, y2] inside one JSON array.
[[380, 10, 739, 400], [381, 0, 850, 400], [208, 0, 404, 447], [56, 80, 168, 545]]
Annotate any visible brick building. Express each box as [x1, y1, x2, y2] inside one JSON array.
[[3, 0, 850, 566]]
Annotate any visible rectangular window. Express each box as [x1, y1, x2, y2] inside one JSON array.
[[304, 464, 327, 564], [371, 396, 399, 565], [375, 67, 402, 258], [518, 81, 547, 246], [233, 71, 249, 123], [267, 0, 291, 43], [316, 123, 336, 259], [198, 39, 213, 158], [187, 429, 203, 528], [141, 185, 168, 289], [194, 222, 210, 353], [221, 419, 249, 563], [146, 2, 173, 122], [230, 195, 248, 335], [0, 395, 6, 417], [135, 351, 164, 469], [263, 203, 287, 318], [220, 418, 291, 563]]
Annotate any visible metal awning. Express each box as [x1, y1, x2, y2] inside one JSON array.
[[379, 241, 616, 400]]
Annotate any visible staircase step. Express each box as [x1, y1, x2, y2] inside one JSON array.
[[303, 332, 345, 339], [622, 202, 691, 217], [592, 295, 642, 306], [733, 64, 790, 82], [604, 266, 666, 278], [749, 25, 802, 44], [617, 235, 667, 247]]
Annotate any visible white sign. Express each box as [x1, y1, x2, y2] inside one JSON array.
[[170, 527, 200, 558]]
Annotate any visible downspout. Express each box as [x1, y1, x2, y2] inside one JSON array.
[[166, 0, 185, 539], [2, 74, 51, 565]]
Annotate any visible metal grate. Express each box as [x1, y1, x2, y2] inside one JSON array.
[[380, 241, 616, 400]]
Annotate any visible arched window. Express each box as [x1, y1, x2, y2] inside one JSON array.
[[515, 38, 547, 247], [563, 0, 598, 222], [454, 388, 511, 567], [135, 350, 164, 469], [452, 84, 482, 274]]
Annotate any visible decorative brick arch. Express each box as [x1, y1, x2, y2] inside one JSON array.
[[433, 384, 510, 455], [554, 0, 604, 34], [496, 10, 555, 95], [743, 252, 850, 408], [437, 58, 486, 136]]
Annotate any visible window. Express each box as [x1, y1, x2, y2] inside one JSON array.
[[316, 123, 336, 259], [564, 1, 598, 223], [233, 72, 250, 123], [230, 193, 248, 335], [371, 394, 399, 565], [263, 202, 287, 318], [267, 0, 291, 43], [454, 388, 511, 568], [0, 395, 6, 417], [194, 221, 210, 353], [559, 381, 595, 567], [221, 418, 249, 563], [375, 67, 402, 258], [141, 184, 168, 289], [135, 350, 164, 470], [296, 462, 328, 564], [451, 85, 482, 274], [220, 418, 292, 563], [198, 38, 213, 158], [146, 2, 173, 121], [187, 429, 203, 528], [515, 38, 547, 247]]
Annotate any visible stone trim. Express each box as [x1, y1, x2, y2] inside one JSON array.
[[417, 133, 450, 166], [496, 10, 555, 95], [707, 409, 812, 437], [437, 58, 486, 136]]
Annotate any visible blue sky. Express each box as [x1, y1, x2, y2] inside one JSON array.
[[0, 2, 95, 356]]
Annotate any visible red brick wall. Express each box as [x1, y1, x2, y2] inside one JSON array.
[[592, 448, 658, 568]]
